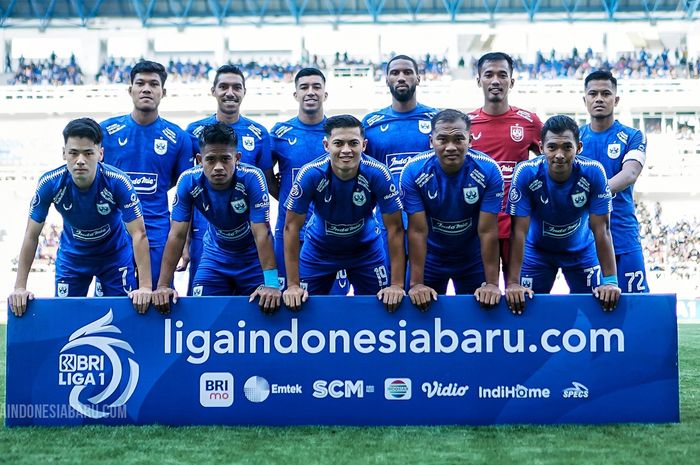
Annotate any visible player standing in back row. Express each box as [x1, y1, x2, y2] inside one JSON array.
[[468, 52, 543, 282]]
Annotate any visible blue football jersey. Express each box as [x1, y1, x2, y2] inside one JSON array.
[[186, 114, 273, 171], [29, 163, 142, 258], [507, 157, 612, 253], [285, 154, 402, 255], [270, 116, 326, 236], [100, 115, 193, 247], [362, 103, 438, 182], [401, 150, 504, 260], [579, 121, 647, 254], [171, 164, 270, 254]]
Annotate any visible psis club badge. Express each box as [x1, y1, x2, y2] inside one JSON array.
[[58, 310, 139, 419]]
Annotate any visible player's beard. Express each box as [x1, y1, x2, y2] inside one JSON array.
[[389, 84, 416, 103]]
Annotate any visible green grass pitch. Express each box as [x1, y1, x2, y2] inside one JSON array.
[[0, 324, 698, 465]]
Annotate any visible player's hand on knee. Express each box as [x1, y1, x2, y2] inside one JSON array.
[[505, 283, 533, 316], [407, 284, 437, 312], [283, 285, 308, 312], [593, 284, 621, 312], [128, 287, 152, 315], [250, 285, 282, 314], [152, 286, 178, 314], [8, 288, 34, 317], [474, 282, 501, 309], [378, 284, 406, 313]]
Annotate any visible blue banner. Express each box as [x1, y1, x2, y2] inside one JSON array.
[[5, 295, 679, 426]]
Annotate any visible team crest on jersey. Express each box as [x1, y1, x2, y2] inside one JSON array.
[[154, 138, 168, 155], [96, 202, 111, 215], [607, 143, 621, 159], [571, 192, 587, 207], [242, 136, 255, 151], [463, 187, 479, 204], [509, 186, 522, 203], [57, 282, 69, 297], [521, 277, 533, 289], [352, 190, 367, 206], [510, 124, 524, 142], [192, 285, 203, 297], [418, 120, 432, 134], [231, 198, 248, 214]]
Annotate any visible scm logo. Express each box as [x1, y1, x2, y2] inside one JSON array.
[[312, 380, 369, 399], [199, 372, 234, 407]]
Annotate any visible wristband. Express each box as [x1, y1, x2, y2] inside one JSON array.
[[600, 275, 618, 286], [263, 269, 279, 288]]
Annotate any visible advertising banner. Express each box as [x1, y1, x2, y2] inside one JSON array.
[[5, 294, 679, 426]]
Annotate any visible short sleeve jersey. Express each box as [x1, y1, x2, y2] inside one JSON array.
[[171, 164, 270, 254], [186, 114, 273, 171], [401, 150, 504, 259], [468, 106, 543, 239], [100, 115, 193, 247], [285, 155, 402, 255], [29, 163, 142, 258], [362, 103, 438, 182], [507, 157, 612, 254], [579, 121, 647, 254], [270, 116, 327, 236]]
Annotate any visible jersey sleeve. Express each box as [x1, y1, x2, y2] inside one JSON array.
[[256, 128, 273, 171], [374, 165, 403, 215], [171, 172, 195, 223], [28, 175, 56, 224], [507, 164, 532, 217], [173, 131, 195, 185], [623, 129, 647, 166], [588, 163, 613, 216], [399, 163, 424, 215], [246, 168, 271, 224], [285, 167, 315, 215], [481, 162, 505, 214], [112, 171, 143, 223]]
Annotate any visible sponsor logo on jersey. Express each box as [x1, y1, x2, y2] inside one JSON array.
[[162, 127, 177, 144], [577, 177, 590, 192], [356, 174, 370, 191], [73, 224, 111, 242], [192, 125, 205, 137], [463, 186, 479, 204], [418, 120, 431, 134], [607, 143, 621, 159], [242, 136, 255, 151], [542, 219, 582, 238], [528, 179, 543, 191], [96, 202, 111, 215], [325, 219, 364, 237], [127, 172, 158, 195], [274, 125, 293, 138], [248, 124, 263, 139], [215, 222, 251, 241], [57, 282, 69, 297], [386, 153, 415, 175], [352, 190, 367, 206], [571, 191, 587, 207], [516, 109, 534, 123], [316, 178, 329, 193], [415, 172, 434, 188], [154, 138, 168, 155], [254, 193, 269, 209], [118, 137, 128, 147], [431, 217, 472, 235], [383, 183, 398, 200], [52, 186, 67, 205], [100, 188, 115, 204], [510, 124, 524, 142], [562, 382, 589, 398], [616, 131, 629, 144], [499, 161, 518, 182], [235, 182, 246, 193], [509, 186, 522, 203], [190, 185, 203, 198], [105, 123, 126, 135], [469, 170, 486, 188], [366, 114, 384, 126], [230, 198, 248, 214]]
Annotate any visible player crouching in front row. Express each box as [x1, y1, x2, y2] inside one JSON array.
[[505, 115, 621, 314], [152, 123, 281, 314]]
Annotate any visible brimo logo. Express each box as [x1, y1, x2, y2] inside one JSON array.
[[59, 310, 139, 419]]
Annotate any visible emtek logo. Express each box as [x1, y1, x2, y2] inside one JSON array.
[[562, 382, 589, 399], [313, 380, 370, 399], [244, 376, 303, 403], [200, 373, 233, 407], [385, 378, 412, 400]]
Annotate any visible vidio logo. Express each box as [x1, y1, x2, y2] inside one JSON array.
[[58, 310, 139, 419]]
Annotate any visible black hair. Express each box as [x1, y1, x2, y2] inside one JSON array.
[[213, 64, 245, 89], [130, 60, 167, 85], [477, 52, 514, 76], [295, 67, 326, 86], [62, 117, 103, 145], [541, 115, 580, 145], [431, 109, 471, 131], [198, 123, 237, 150], [324, 114, 365, 138], [386, 54, 419, 74], [584, 69, 617, 91]]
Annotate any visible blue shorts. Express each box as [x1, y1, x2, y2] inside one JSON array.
[[521, 244, 600, 294], [192, 247, 263, 296], [56, 250, 136, 297], [275, 231, 349, 294], [299, 243, 389, 295], [187, 236, 204, 295], [424, 254, 485, 295], [616, 249, 649, 293]]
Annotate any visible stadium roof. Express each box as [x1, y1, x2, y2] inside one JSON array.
[[0, 0, 697, 28]]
